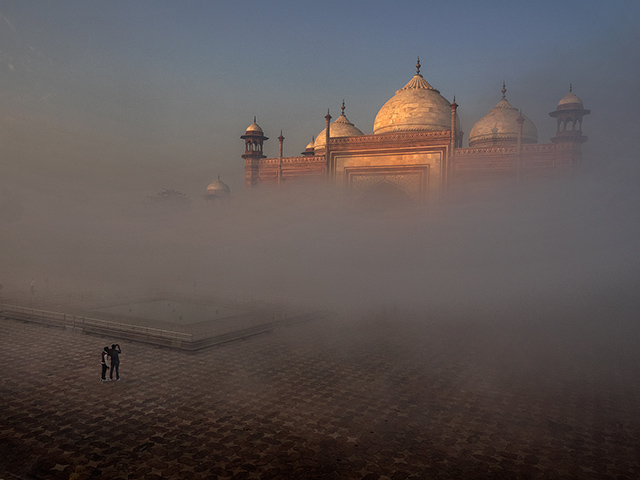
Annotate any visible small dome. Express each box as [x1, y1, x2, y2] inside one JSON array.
[[469, 87, 538, 147], [314, 106, 364, 149], [206, 176, 231, 196], [373, 63, 454, 135], [245, 117, 264, 135], [301, 137, 316, 156], [557, 91, 584, 110]]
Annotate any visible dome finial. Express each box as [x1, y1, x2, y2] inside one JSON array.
[[416, 57, 421, 76], [569, 83, 573, 93], [501, 82, 507, 99], [341, 99, 345, 116]]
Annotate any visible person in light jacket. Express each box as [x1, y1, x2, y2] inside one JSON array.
[[101, 347, 110, 382]]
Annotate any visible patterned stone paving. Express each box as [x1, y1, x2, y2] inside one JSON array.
[[0, 311, 639, 479]]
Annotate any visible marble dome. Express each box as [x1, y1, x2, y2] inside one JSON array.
[[373, 65, 454, 135], [206, 176, 231, 196], [305, 138, 315, 150], [303, 137, 315, 154], [469, 88, 538, 147]]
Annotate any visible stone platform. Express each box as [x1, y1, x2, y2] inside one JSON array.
[[1, 310, 639, 479]]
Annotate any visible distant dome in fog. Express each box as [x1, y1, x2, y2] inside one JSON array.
[[205, 176, 231, 199]]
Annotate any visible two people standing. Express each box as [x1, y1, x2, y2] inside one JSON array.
[[100, 343, 122, 382]]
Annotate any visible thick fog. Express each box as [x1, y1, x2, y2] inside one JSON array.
[[1, 158, 638, 322]]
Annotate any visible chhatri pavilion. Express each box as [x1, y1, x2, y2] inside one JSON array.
[[230, 59, 589, 202]]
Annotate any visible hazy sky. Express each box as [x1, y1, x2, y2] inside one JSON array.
[[1, 0, 638, 198]]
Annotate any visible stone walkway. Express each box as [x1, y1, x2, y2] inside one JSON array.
[[1, 311, 639, 479]]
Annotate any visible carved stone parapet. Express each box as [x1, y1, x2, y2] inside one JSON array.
[[259, 156, 325, 165], [329, 130, 451, 147]]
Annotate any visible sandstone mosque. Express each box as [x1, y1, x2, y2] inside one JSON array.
[[206, 59, 589, 202]]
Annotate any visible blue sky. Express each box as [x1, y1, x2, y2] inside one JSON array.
[[1, 0, 638, 197]]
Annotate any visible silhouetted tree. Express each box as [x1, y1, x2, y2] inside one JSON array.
[[145, 188, 192, 208]]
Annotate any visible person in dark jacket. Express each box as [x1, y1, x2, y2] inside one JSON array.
[[109, 343, 122, 381], [101, 346, 110, 382]]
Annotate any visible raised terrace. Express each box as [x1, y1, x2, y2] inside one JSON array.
[[0, 292, 325, 350]]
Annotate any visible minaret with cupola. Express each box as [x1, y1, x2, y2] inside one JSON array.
[[549, 85, 590, 144], [241, 117, 268, 187]]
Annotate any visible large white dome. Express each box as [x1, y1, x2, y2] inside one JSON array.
[[373, 67, 454, 135]]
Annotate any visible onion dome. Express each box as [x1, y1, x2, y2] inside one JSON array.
[[206, 175, 231, 197], [373, 59, 457, 135], [314, 101, 364, 150], [469, 83, 538, 147]]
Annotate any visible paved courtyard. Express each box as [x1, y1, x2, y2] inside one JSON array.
[[1, 308, 639, 479]]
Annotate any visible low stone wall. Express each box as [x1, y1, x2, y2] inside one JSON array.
[[0, 303, 195, 349], [0, 299, 329, 351]]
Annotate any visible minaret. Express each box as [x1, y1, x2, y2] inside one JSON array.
[[241, 117, 268, 187], [324, 109, 331, 178], [448, 95, 458, 188], [450, 95, 458, 145], [516, 110, 525, 182], [278, 130, 284, 186], [549, 85, 590, 144]]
